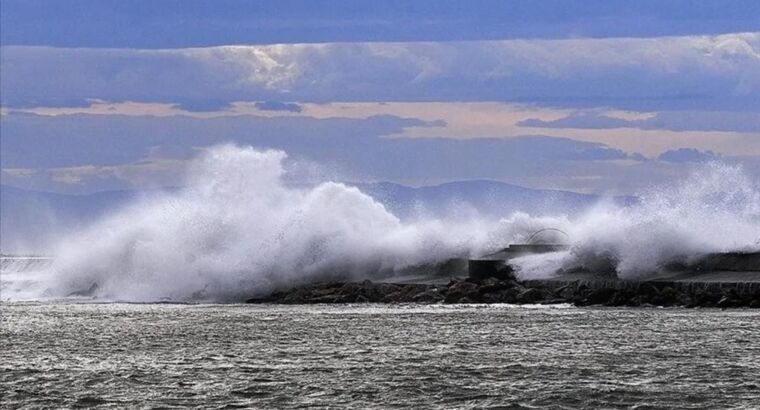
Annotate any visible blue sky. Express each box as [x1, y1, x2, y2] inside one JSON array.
[[1, 1, 759, 194], [3, 0, 760, 46]]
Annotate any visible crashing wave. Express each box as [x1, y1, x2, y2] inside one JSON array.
[[3, 145, 759, 302]]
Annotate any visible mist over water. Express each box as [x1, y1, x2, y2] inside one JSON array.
[[3, 145, 760, 302]]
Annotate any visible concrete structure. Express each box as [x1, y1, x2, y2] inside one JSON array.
[[468, 244, 570, 280], [468, 247, 760, 282]]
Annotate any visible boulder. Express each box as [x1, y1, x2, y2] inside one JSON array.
[[479, 292, 502, 304], [583, 288, 616, 305], [650, 286, 680, 306], [444, 291, 464, 304], [375, 283, 401, 299], [477, 277, 503, 294], [382, 291, 403, 303], [448, 280, 478, 295], [354, 294, 370, 303], [717, 295, 741, 308], [517, 288, 545, 304], [413, 289, 444, 303]]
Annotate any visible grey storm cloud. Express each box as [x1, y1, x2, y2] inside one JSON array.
[[658, 148, 720, 163], [2, 32, 759, 110], [254, 101, 303, 113], [1, 112, 644, 192], [519, 111, 760, 133]]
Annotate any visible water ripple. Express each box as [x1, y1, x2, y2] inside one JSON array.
[[2, 303, 759, 409]]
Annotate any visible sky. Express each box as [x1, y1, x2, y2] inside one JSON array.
[[1, 0, 759, 195]]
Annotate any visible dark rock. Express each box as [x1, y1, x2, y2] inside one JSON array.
[[692, 289, 717, 307], [477, 277, 503, 294], [444, 291, 464, 304], [400, 284, 432, 301], [659, 287, 679, 305], [245, 277, 760, 309], [606, 290, 633, 306], [448, 280, 478, 295], [480, 292, 502, 304], [555, 284, 576, 300], [499, 288, 520, 303], [629, 294, 651, 307], [444, 280, 480, 304], [413, 289, 444, 303], [638, 283, 659, 298], [382, 291, 403, 303], [540, 299, 567, 305], [375, 283, 401, 299], [583, 288, 616, 305], [468, 259, 515, 281], [717, 295, 740, 308], [281, 288, 309, 304], [338, 282, 361, 296], [502, 279, 521, 289], [677, 293, 693, 307], [517, 288, 545, 304], [310, 295, 340, 304], [354, 294, 370, 303], [650, 286, 680, 306]]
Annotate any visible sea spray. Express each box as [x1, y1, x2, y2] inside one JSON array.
[[39, 145, 495, 301], [511, 162, 760, 279], [3, 146, 760, 301]]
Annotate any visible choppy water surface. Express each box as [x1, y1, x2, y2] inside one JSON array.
[[2, 303, 759, 409]]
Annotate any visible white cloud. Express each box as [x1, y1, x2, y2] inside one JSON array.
[[8, 101, 760, 158], [2, 168, 38, 179], [46, 160, 186, 186], [3, 33, 759, 109]]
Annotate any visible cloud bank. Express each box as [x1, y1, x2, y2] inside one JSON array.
[[519, 110, 760, 133], [3, 33, 759, 110]]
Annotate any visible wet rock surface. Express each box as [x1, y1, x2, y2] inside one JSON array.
[[247, 276, 760, 308]]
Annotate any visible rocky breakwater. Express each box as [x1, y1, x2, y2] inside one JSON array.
[[247, 275, 760, 308]]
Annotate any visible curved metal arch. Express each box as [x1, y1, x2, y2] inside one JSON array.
[[526, 228, 569, 245]]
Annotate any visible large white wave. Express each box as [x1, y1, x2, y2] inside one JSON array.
[[513, 163, 760, 279], [5, 146, 498, 301], [3, 145, 759, 301]]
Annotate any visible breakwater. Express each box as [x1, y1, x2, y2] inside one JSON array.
[[247, 274, 760, 308]]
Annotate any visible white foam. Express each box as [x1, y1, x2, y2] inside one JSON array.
[[5, 146, 759, 301], [510, 162, 760, 279], [32, 146, 495, 301]]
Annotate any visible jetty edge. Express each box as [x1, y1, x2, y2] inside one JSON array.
[[247, 245, 760, 307], [245, 274, 760, 308]]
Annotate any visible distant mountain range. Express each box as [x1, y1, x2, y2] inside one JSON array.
[[353, 180, 634, 219], [0, 182, 634, 252], [0, 185, 138, 252]]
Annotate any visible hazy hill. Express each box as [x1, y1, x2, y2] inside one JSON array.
[[353, 180, 627, 219]]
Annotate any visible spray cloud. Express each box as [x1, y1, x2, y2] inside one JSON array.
[[3, 145, 759, 301]]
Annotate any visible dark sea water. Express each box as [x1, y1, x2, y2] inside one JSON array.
[[2, 303, 759, 409]]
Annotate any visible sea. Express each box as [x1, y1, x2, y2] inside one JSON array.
[[2, 302, 759, 409]]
